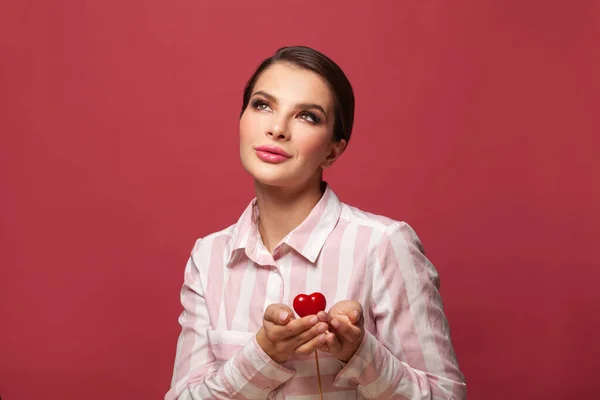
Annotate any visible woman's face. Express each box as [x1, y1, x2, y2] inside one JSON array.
[[239, 62, 346, 188]]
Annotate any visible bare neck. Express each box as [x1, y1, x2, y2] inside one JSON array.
[[254, 179, 324, 253]]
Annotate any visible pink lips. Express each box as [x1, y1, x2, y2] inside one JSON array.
[[254, 145, 291, 164]]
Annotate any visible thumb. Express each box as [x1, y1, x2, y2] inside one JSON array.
[[348, 309, 361, 324], [264, 303, 295, 325]]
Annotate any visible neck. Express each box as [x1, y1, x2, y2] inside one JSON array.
[[254, 177, 324, 253]]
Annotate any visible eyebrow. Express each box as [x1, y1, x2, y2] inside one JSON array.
[[252, 90, 328, 117]]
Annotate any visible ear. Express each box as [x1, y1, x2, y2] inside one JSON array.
[[320, 139, 347, 170]]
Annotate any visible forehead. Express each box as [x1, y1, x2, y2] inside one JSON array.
[[252, 62, 334, 110]]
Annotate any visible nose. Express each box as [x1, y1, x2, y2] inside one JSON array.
[[266, 115, 290, 140]]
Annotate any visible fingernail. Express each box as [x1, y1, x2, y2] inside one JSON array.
[[331, 319, 340, 329], [310, 316, 318, 324], [318, 323, 327, 333], [353, 310, 359, 320], [279, 312, 288, 322]]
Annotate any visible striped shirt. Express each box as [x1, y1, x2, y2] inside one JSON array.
[[166, 185, 466, 399]]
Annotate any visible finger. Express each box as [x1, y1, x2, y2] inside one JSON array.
[[328, 309, 354, 324], [338, 303, 363, 324], [329, 306, 363, 327], [330, 314, 352, 324], [265, 315, 320, 342], [263, 304, 295, 325], [316, 310, 329, 322], [323, 331, 343, 353], [348, 309, 361, 325], [290, 321, 328, 346], [315, 338, 332, 354], [331, 317, 363, 344], [328, 300, 362, 316], [293, 331, 328, 356], [268, 321, 327, 357]]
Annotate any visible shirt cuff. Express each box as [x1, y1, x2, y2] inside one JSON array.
[[333, 330, 389, 389], [223, 335, 296, 396]]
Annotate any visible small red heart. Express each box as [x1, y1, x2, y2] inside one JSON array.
[[293, 292, 327, 317]]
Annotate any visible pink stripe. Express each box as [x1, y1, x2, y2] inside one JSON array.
[[408, 238, 452, 364], [288, 252, 309, 310], [176, 256, 201, 383], [346, 225, 373, 301], [232, 351, 288, 391], [320, 219, 349, 304], [378, 231, 428, 371], [287, 189, 331, 252], [451, 379, 467, 398], [205, 236, 227, 326], [429, 377, 453, 398], [232, 203, 254, 249], [378, 378, 411, 400], [187, 364, 219, 384], [403, 226, 465, 390], [248, 265, 271, 331], [224, 260, 249, 330], [218, 366, 251, 400], [378, 371, 451, 399], [359, 340, 389, 386], [374, 358, 413, 399], [283, 374, 351, 395], [245, 226, 260, 262]]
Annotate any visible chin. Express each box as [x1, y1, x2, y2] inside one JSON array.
[[240, 154, 319, 189], [241, 163, 298, 189], [248, 168, 292, 187]]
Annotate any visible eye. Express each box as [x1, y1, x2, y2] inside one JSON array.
[[250, 99, 272, 112], [298, 111, 321, 124]]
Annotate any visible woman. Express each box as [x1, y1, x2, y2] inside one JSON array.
[[166, 46, 466, 399]]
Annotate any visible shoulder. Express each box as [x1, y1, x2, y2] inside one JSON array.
[[339, 202, 418, 236], [189, 223, 237, 264], [338, 201, 426, 254], [337, 201, 438, 285]]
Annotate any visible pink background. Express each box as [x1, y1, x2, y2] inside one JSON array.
[[1, 1, 598, 399]]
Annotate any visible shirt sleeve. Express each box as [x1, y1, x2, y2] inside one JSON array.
[[165, 240, 295, 400], [333, 222, 467, 399]]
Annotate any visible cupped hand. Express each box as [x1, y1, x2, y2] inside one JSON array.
[[256, 303, 329, 363], [321, 300, 365, 362]]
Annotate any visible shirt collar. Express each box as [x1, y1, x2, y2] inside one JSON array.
[[227, 184, 342, 266]]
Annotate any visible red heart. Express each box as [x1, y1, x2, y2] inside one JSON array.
[[293, 292, 327, 317]]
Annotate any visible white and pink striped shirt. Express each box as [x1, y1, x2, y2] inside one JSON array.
[[166, 185, 466, 399]]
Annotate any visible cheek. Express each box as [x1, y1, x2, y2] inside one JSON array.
[[296, 128, 332, 159], [240, 111, 269, 147], [239, 112, 252, 142]]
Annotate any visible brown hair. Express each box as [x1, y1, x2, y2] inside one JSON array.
[[240, 46, 355, 144]]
